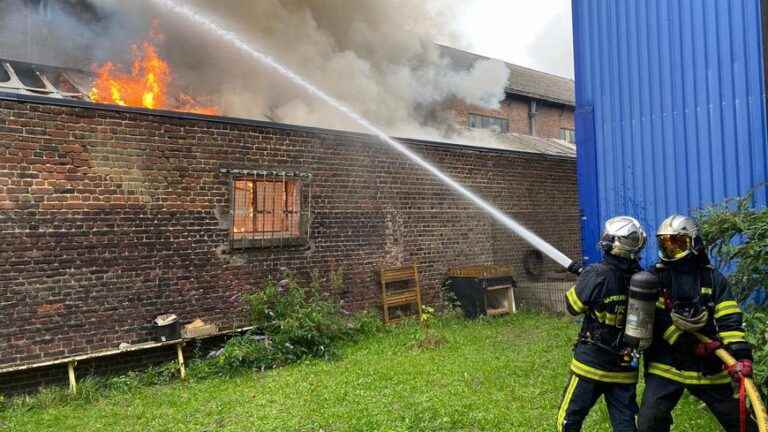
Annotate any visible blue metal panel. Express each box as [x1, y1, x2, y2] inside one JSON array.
[[573, 0, 768, 266]]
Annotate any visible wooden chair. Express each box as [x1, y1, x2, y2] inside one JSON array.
[[380, 264, 422, 324]]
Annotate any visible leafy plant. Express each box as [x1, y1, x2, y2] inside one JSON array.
[[414, 305, 444, 349], [134, 362, 181, 386], [189, 334, 275, 379], [698, 186, 768, 394], [743, 310, 768, 395], [440, 279, 463, 315], [196, 269, 381, 376], [420, 305, 436, 326], [248, 275, 348, 362], [697, 185, 768, 301]]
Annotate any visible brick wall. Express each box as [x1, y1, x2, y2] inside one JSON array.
[[0, 98, 580, 377], [450, 95, 574, 139]]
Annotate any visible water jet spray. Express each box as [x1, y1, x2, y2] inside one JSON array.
[[150, 0, 573, 269]]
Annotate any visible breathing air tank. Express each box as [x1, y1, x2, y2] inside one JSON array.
[[624, 271, 658, 350]]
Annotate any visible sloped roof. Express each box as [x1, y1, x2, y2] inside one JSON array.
[[438, 45, 575, 106], [457, 132, 576, 157]]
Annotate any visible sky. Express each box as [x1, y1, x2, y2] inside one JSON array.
[[449, 0, 574, 79]]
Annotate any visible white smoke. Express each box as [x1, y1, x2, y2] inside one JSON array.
[[0, 0, 512, 140]]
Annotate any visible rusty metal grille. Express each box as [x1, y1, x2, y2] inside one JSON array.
[[232, 177, 301, 241]]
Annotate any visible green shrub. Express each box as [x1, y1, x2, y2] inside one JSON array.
[[194, 269, 385, 377], [440, 279, 462, 313], [190, 335, 275, 379], [698, 186, 768, 393], [697, 186, 768, 301], [248, 274, 348, 362], [744, 310, 768, 395]]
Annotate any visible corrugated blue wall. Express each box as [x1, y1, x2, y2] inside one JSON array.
[[573, 0, 768, 266]]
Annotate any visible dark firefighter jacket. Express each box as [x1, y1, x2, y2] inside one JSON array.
[[565, 254, 641, 384], [644, 255, 752, 385]]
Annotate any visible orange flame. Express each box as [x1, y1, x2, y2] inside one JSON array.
[[89, 31, 219, 116]]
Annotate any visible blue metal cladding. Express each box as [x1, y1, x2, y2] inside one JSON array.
[[573, 0, 768, 266]]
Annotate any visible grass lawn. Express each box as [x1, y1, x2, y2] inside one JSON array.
[[2, 313, 722, 431]]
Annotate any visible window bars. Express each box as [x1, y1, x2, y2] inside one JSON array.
[[221, 169, 312, 249]]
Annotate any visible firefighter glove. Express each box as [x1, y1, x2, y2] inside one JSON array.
[[694, 340, 721, 358], [567, 260, 583, 275], [671, 309, 708, 332], [725, 359, 753, 381]]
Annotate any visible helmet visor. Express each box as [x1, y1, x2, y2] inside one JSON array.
[[619, 230, 645, 251], [657, 234, 692, 260]]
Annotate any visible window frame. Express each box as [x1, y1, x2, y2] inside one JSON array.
[[468, 113, 509, 133], [222, 169, 312, 250], [560, 128, 576, 144]]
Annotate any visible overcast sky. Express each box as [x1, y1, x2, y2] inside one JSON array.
[[448, 0, 574, 79]]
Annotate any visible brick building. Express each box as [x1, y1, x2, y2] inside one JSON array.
[[440, 46, 576, 150], [0, 29, 579, 392], [0, 92, 580, 392]]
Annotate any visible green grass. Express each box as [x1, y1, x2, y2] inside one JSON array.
[[1, 313, 721, 431]]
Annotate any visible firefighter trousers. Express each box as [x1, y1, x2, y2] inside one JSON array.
[[557, 373, 638, 432], [638, 373, 758, 432]]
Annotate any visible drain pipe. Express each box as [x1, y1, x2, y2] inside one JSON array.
[[528, 100, 538, 136]]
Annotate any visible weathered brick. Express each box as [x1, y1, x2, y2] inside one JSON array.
[[0, 99, 580, 394], [450, 94, 574, 138]]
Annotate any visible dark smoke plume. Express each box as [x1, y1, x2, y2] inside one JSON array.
[[0, 0, 512, 140]]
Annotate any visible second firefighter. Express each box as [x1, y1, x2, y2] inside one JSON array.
[[557, 216, 647, 432]]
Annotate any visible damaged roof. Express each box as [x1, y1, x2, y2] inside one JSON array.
[[0, 58, 91, 99], [438, 45, 575, 106]]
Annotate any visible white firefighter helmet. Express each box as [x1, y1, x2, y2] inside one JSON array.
[[599, 216, 647, 259], [656, 214, 701, 261]]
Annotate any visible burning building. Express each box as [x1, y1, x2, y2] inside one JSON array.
[[0, 0, 580, 393]]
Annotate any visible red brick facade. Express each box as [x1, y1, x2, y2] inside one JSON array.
[[0, 98, 579, 375], [450, 95, 574, 139]]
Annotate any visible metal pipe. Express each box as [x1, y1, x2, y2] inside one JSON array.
[[67, 361, 77, 394], [528, 100, 538, 136], [281, 171, 286, 248], [271, 173, 276, 245]]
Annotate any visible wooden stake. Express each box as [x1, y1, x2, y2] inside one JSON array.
[[509, 286, 517, 314], [176, 343, 186, 380], [67, 361, 77, 394]]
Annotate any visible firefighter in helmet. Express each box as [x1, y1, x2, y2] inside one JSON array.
[[638, 215, 756, 432], [558, 216, 646, 432]]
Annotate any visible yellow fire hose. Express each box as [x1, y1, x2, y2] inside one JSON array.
[[693, 332, 768, 431]]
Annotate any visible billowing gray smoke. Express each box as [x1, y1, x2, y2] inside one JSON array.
[[0, 0, 511, 139], [0, 0, 110, 67]]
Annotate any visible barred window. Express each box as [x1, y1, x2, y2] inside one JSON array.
[[227, 170, 311, 248]]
